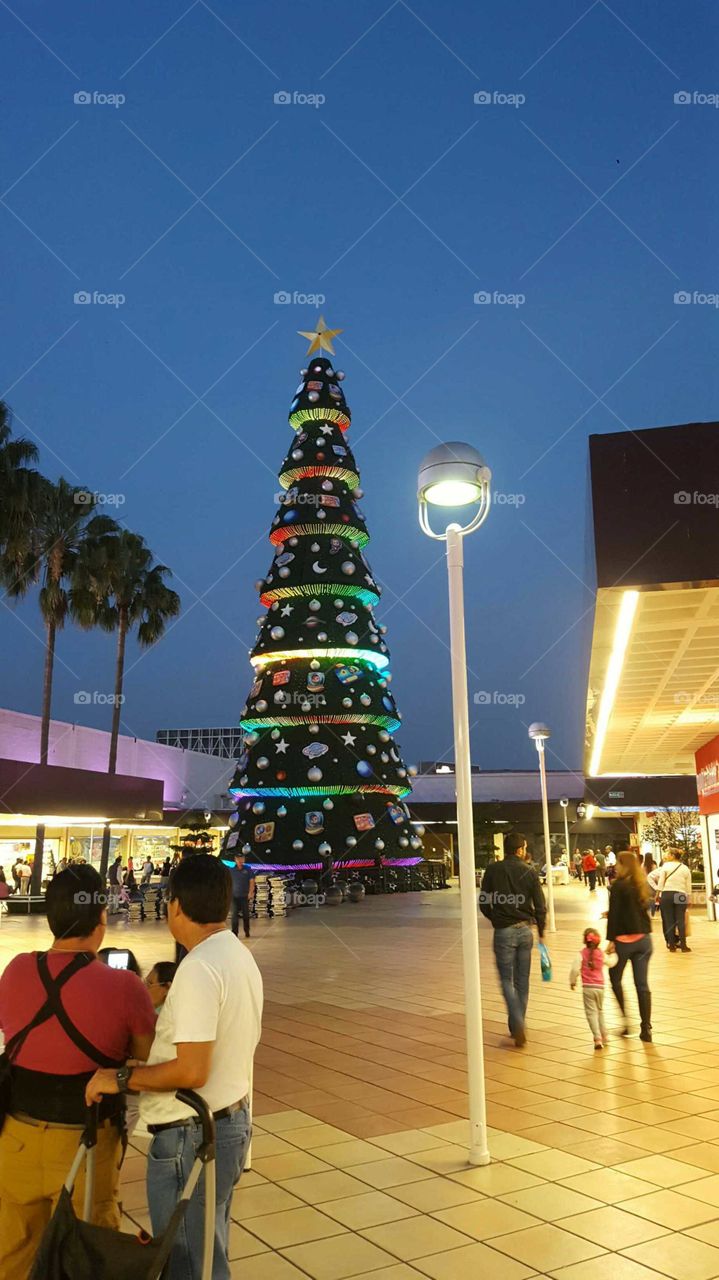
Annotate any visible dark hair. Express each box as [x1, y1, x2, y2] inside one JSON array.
[[150, 960, 177, 986], [46, 866, 106, 939], [504, 832, 527, 858], [97, 947, 142, 976], [168, 854, 232, 924]]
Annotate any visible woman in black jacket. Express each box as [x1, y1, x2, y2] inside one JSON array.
[[606, 850, 653, 1042]]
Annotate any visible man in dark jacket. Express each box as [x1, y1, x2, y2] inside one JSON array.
[[230, 852, 257, 938], [480, 833, 547, 1047]]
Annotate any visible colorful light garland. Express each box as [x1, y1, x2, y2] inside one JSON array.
[[240, 712, 401, 732], [250, 647, 389, 671], [229, 782, 411, 799], [289, 406, 350, 432], [269, 523, 369, 549], [279, 464, 359, 491], [243, 857, 423, 872], [259, 582, 379, 607]]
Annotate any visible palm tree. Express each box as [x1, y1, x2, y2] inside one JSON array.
[[73, 529, 181, 773], [0, 402, 41, 593], [26, 479, 119, 765]]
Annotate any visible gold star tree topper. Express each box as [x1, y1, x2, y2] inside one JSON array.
[[298, 315, 343, 355]]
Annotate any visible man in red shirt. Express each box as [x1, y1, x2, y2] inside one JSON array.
[[0, 865, 156, 1279]]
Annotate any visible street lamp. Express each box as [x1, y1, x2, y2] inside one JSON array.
[[418, 441, 491, 1167], [528, 723, 556, 933], [559, 796, 571, 875]]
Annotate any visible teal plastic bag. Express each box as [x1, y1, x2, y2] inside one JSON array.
[[538, 941, 552, 982]]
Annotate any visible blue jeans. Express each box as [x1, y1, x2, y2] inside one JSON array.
[[147, 1106, 251, 1280], [493, 924, 533, 1036]]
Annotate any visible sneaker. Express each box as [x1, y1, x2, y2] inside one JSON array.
[[513, 1027, 527, 1048], [680, 945, 691, 952], [594, 1041, 603, 1051]]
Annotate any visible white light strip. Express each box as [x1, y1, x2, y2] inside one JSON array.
[[589, 590, 640, 777]]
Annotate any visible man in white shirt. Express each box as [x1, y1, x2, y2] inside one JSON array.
[[87, 854, 263, 1280]]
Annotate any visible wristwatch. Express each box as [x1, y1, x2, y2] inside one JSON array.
[[116, 1065, 132, 1093]]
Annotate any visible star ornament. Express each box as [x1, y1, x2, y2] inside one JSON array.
[[298, 315, 343, 355]]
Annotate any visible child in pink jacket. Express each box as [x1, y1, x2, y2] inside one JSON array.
[[570, 927, 608, 1050]]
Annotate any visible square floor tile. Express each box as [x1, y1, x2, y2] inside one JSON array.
[[509, 1151, 599, 1182], [243, 1207, 346, 1248], [613, 1155, 710, 1188], [621, 1188, 718, 1230], [672, 1146, 719, 1174], [280, 1171, 372, 1204], [313, 1140, 389, 1168], [622, 1234, 719, 1280], [321, 1191, 419, 1230], [449, 1165, 543, 1196], [559, 1169, 657, 1204], [433, 1200, 542, 1239], [405, 1145, 472, 1176], [412, 1240, 536, 1280], [687, 1221, 719, 1248], [351, 1158, 437, 1190], [499, 1183, 602, 1222], [228, 1223, 271, 1260], [251, 1134, 298, 1158], [253, 1152, 332, 1181], [558, 1206, 670, 1249], [232, 1184, 305, 1220], [681, 1175, 719, 1208], [230, 1254, 309, 1279], [389, 1178, 483, 1213], [282, 1125, 356, 1150], [361, 1217, 474, 1260], [348, 1268, 427, 1280], [281, 1235, 396, 1279], [261, 1111, 325, 1133], [372, 1132, 448, 1157], [549, 1259, 664, 1280], [489, 1222, 605, 1270]]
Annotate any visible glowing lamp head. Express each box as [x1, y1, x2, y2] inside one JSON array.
[[417, 441, 491, 539], [418, 442, 490, 507]]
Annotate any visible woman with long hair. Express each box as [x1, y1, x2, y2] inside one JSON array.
[[606, 850, 654, 1042]]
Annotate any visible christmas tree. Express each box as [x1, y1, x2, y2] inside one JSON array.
[[225, 319, 423, 875]]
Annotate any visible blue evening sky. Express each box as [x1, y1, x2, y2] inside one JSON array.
[[1, 0, 717, 772]]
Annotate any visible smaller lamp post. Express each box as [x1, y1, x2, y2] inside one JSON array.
[[528, 722, 556, 933]]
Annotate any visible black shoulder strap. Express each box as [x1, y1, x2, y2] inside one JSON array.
[[36, 952, 120, 1069], [4, 951, 91, 1063]]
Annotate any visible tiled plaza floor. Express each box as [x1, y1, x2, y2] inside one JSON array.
[[3, 883, 719, 1278]]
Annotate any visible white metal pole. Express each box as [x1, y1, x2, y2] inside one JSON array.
[[536, 743, 556, 932], [563, 808, 571, 876], [445, 524, 490, 1167]]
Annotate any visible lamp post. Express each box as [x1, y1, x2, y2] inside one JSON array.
[[418, 441, 491, 1167], [528, 723, 556, 933], [559, 796, 571, 876]]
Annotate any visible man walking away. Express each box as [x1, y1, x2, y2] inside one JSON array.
[[480, 833, 547, 1047], [0, 866, 156, 1280], [595, 847, 607, 887], [230, 851, 257, 939], [87, 853, 263, 1280]]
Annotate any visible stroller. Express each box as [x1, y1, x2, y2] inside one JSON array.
[[30, 1090, 216, 1280]]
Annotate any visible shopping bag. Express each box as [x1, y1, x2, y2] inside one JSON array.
[[538, 941, 552, 982]]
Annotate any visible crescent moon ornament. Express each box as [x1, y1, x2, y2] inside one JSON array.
[[312, 561, 327, 574]]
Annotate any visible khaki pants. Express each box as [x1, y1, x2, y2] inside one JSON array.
[[0, 1113, 122, 1280]]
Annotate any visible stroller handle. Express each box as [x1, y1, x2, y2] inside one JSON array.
[[176, 1089, 216, 1161]]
